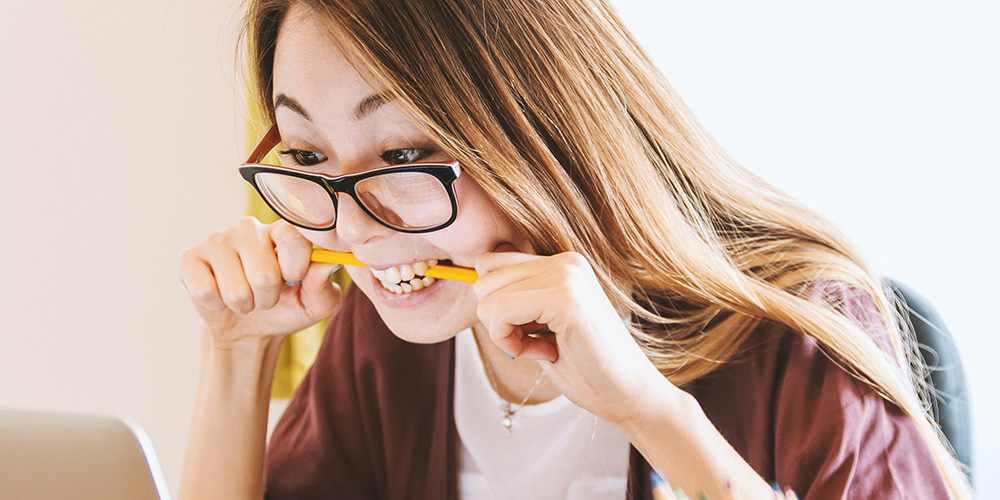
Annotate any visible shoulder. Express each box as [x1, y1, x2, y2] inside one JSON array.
[[684, 314, 948, 498]]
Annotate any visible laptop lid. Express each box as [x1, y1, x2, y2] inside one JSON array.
[[0, 408, 172, 500]]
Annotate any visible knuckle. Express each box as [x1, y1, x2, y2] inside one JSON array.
[[274, 225, 309, 251], [188, 283, 219, 304], [476, 299, 495, 322], [246, 270, 281, 289], [203, 229, 228, 249], [270, 218, 296, 235], [561, 251, 589, 266], [221, 286, 253, 310], [235, 215, 262, 230], [178, 249, 200, 273], [556, 252, 591, 279]]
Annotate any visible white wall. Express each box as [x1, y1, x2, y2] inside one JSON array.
[[0, 0, 995, 497], [0, 0, 244, 495], [613, 0, 999, 494]]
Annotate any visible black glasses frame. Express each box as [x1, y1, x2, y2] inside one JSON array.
[[239, 125, 461, 233]]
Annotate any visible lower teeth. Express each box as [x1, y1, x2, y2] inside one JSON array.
[[383, 276, 436, 294]]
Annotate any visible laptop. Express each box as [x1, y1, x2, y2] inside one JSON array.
[[0, 408, 172, 500]]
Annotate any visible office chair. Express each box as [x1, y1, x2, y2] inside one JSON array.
[[884, 279, 973, 483]]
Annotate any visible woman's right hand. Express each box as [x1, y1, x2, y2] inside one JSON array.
[[179, 217, 342, 345]]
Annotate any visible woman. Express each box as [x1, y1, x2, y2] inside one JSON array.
[[178, 0, 970, 498]]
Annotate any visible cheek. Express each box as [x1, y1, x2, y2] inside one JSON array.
[[298, 227, 349, 253], [344, 267, 370, 289], [431, 177, 528, 259]]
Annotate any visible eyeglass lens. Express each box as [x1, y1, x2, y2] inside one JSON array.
[[253, 170, 454, 231]]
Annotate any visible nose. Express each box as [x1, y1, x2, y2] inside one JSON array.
[[333, 192, 394, 245]]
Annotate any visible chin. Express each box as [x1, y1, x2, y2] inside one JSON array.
[[378, 315, 465, 344], [351, 269, 475, 345]]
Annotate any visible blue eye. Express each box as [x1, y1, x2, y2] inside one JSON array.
[[380, 148, 427, 165], [279, 149, 327, 166]]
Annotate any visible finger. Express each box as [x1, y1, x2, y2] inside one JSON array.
[[495, 326, 559, 362], [473, 251, 546, 300], [179, 249, 227, 312], [477, 283, 562, 348], [299, 261, 343, 320], [474, 251, 593, 300], [207, 246, 256, 314], [270, 221, 312, 284], [232, 231, 284, 311], [474, 248, 541, 276]]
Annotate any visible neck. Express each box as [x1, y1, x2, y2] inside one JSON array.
[[471, 323, 561, 405]]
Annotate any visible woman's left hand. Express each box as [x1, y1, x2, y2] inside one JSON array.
[[474, 248, 673, 425]]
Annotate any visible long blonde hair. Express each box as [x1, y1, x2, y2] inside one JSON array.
[[244, 0, 971, 496]]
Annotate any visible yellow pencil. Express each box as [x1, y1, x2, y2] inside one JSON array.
[[311, 249, 479, 283]]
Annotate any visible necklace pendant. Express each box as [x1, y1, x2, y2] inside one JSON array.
[[500, 402, 513, 434]]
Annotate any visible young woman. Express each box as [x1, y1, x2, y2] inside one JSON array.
[[178, 0, 971, 498]]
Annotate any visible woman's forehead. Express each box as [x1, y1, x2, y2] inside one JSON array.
[[272, 7, 378, 117]]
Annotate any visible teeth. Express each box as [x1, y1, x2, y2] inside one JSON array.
[[413, 261, 429, 275], [371, 259, 442, 295], [384, 266, 401, 284], [400, 264, 415, 281]]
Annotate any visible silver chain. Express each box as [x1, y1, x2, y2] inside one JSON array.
[[473, 334, 546, 434]]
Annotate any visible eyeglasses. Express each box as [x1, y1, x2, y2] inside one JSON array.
[[239, 125, 461, 233]]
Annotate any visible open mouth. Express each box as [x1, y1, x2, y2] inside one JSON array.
[[371, 259, 449, 294]]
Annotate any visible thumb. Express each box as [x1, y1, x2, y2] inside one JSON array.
[[299, 262, 343, 319]]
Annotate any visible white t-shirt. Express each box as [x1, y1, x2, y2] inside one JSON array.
[[453, 328, 630, 500]]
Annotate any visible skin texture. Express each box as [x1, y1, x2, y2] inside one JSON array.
[[178, 5, 775, 499]]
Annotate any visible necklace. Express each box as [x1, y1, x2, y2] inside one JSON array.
[[473, 335, 546, 434]]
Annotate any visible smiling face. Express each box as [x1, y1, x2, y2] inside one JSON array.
[[271, 4, 527, 344]]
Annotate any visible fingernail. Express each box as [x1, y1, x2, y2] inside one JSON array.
[[531, 327, 553, 335], [537, 359, 553, 364], [330, 265, 343, 276], [651, 470, 665, 487], [284, 280, 300, 286], [503, 351, 514, 360]]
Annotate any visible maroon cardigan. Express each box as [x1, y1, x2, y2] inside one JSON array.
[[264, 286, 949, 499]]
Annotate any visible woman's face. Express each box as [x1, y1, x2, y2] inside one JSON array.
[[271, 4, 527, 343]]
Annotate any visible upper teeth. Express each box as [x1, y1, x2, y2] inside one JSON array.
[[372, 259, 439, 294]]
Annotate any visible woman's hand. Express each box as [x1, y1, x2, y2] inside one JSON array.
[[473, 249, 671, 426], [476, 249, 776, 500], [179, 217, 342, 345]]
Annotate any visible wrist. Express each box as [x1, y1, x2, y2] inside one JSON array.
[[612, 372, 773, 500], [201, 325, 288, 358], [612, 368, 694, 438], [199, 326, 287, 400]]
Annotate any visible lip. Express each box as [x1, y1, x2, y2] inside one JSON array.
[[364, 257, 444, 271], [367, 269, 446, 308]]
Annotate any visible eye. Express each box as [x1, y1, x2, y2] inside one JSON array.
[[279, 149, 327, 166], [380, 148, 428, 165]]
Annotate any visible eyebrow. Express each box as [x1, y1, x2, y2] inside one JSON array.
[[274, 94, 311, 120], [272, 91, 394, 123], [353, 91, 393, 121]]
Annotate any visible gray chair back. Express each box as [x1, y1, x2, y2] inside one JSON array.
[[884, 279, 972, 483]]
